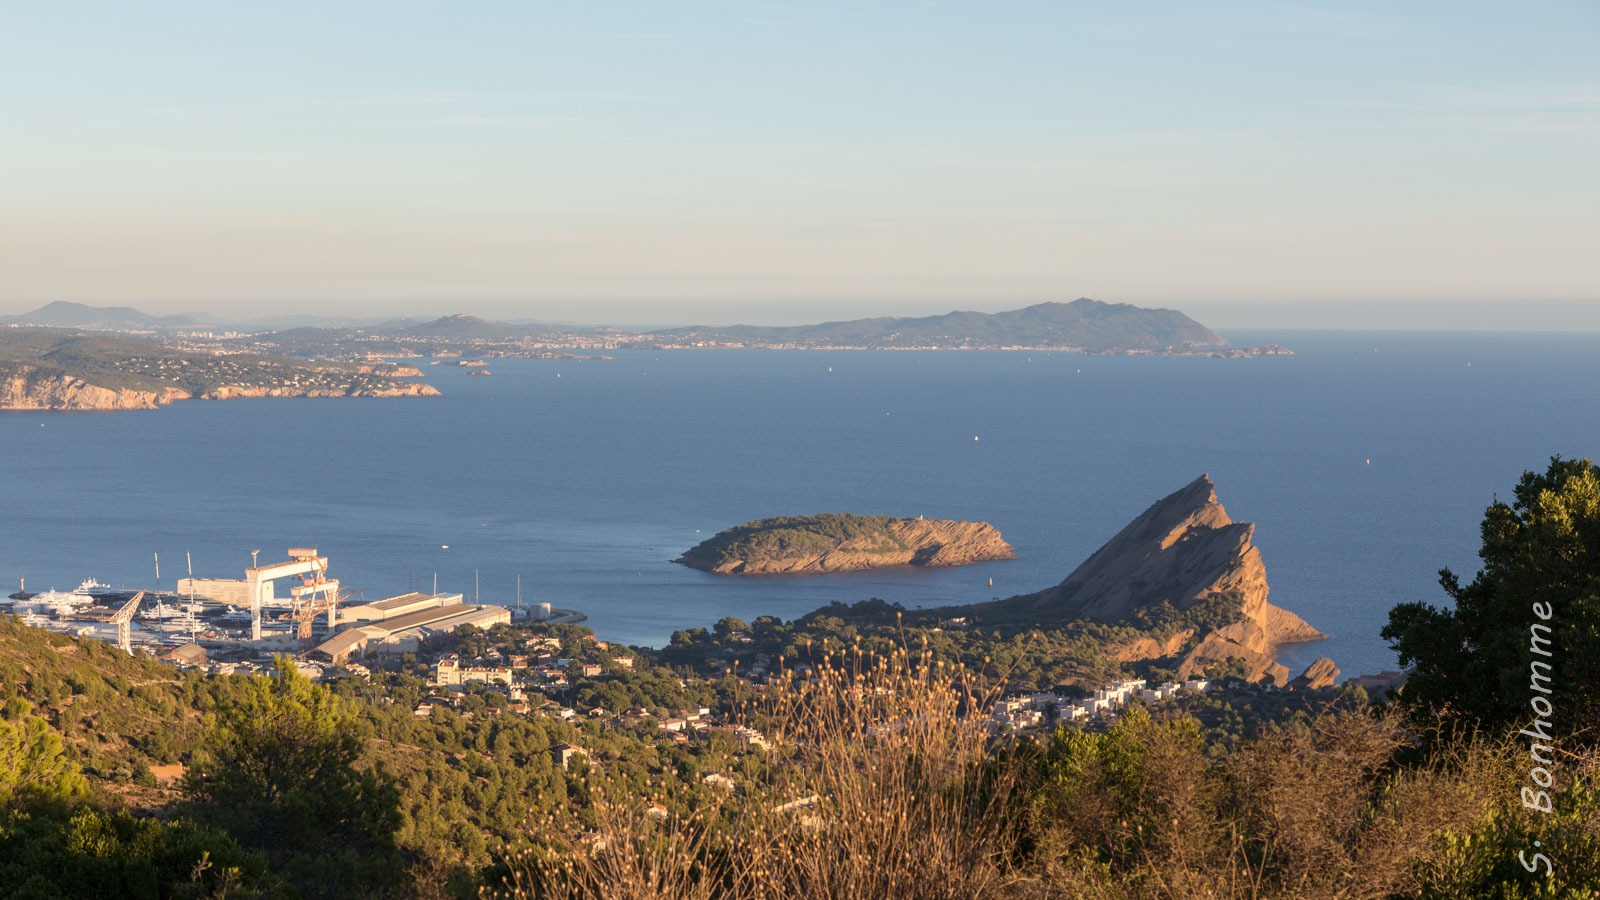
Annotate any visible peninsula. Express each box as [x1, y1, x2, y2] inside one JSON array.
[[676, 513, 1016, 574], [0, 329, 439, 411]]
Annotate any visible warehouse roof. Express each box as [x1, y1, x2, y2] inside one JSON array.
[[368, 591, 438, 611]]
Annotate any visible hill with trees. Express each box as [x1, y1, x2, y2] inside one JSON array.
[[676, 513, 1016, 574]]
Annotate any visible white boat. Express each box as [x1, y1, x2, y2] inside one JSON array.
[[150, 611, 206, 634], [142, 601, 204, 621], [79, 579, 139, 602], [218, 605, 253, 622], [23, 587, 96, 616], [78, 579, 123, 600]]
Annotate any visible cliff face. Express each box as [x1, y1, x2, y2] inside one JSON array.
[[0, 364, 190, 410], [1289, 657, 1341, 690], [0, 362, 440, 410], [678, 517, 1016, 575], [1006, 474, 1326, 685]]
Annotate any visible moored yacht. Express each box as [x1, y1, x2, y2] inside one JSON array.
[[79, 579, 136, 602]]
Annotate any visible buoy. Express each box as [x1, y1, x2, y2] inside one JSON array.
[[1365, 459, 1371, 466], [973, 436, 980, 441], [442, 544, 449, 549]]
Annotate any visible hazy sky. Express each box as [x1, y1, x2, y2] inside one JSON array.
[[2, 2, 1597, 328]]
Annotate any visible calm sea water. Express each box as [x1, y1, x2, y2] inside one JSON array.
[[5, 330, 1598, 678]]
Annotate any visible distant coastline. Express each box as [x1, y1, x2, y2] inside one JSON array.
[[3, 298, 1294, 362], [0, 298, 1297, 410]]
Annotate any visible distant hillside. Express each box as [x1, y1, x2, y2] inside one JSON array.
[[396, 314, 537, 341], [649, 299, 1229, 351], [0, 301, 202, 331]]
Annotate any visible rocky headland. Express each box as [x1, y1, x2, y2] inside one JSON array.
[[0, 330, 444, 410], [677, 514, 1016, 575], [0, 365, 190, 410], [1, 362, 441, 410], [962, 474, 1327, 685]]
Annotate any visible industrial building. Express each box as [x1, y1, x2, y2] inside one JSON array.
[[312, 593, 509, 666], [157, 642, 208, 667], [341, 591, 463, 623]]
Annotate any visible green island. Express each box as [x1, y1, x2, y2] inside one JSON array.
[[0, 329, 439, 410], [681, 514, 908, 565], [675, 513, 1016, 574]]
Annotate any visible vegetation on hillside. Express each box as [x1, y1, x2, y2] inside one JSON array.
[[488, 644, 1600, 899], [676, 514, 912, 569], [0, 329, 429, 400]]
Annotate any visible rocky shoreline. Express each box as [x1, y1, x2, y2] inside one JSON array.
[[1, 363, 440, 411]]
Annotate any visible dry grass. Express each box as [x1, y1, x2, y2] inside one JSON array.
[[487, 636, 1028, 900], [483, 645, 1600, 900]]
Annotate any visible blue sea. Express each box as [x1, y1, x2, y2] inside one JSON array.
[[5, 330, 1599, 679]]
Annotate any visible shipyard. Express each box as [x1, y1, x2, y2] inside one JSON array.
[[2, 547, 585, 679]]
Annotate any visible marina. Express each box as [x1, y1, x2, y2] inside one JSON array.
[[2, 548, 585, 672]]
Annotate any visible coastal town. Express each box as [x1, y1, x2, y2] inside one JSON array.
[[3, 556, 1388, 784]]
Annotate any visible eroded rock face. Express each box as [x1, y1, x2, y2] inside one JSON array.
[[1289, 657, 1341, 690], [679, 518, 1016, 575], [0, 365, 188, 410], [1008, 474, 1326, 685]]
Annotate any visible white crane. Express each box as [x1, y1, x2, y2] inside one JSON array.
[[110, 591, 145, 655]]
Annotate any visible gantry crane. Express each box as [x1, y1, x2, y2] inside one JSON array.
[[289, 567, 341, 642], [244, 548, 330, 642], [109, 591, 144, 655]]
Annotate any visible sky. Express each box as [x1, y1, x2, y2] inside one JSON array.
[[2, 1, 1597, 329]]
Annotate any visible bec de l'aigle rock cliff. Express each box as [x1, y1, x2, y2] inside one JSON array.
[[676, 514, 1016, 575], [976, 474, 1328, 686]]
